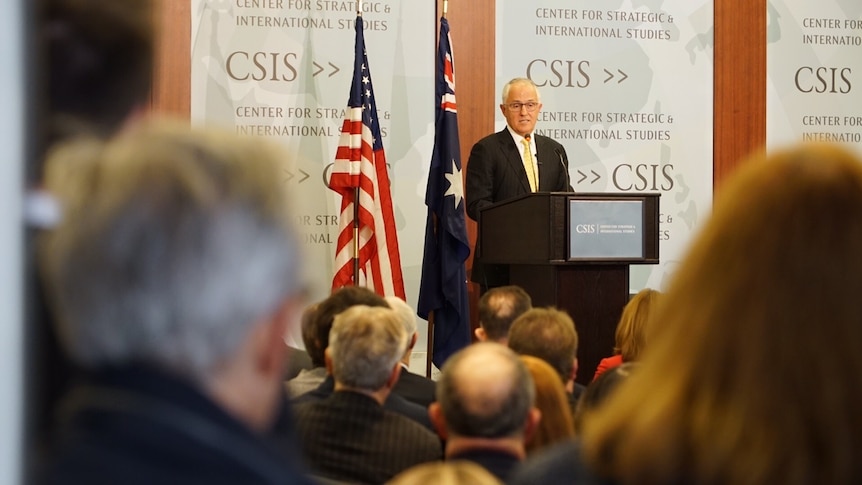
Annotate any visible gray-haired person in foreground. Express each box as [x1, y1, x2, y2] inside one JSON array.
[[39, 120, 315, 484]]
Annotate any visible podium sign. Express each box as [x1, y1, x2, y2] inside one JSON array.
[[568, 196, 659, 262]]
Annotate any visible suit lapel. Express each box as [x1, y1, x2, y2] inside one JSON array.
[[496, 130, 531, 192]]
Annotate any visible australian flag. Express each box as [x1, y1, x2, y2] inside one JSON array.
[[418, 17, 471, 368]]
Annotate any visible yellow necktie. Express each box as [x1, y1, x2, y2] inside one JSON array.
[[522, 138, 537, 192]]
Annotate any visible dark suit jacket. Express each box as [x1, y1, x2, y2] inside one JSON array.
[[392, 366, 437, 408], [43, 365, 315, 485], [293, 391, 442, 484], [509, 439, 615, 485], [465, 128, 572, 287], [292, 375, 435, 432]]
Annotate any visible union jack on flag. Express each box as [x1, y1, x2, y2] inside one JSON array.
[[328, 15, 405, 298]]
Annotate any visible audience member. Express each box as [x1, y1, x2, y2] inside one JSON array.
[[575, 363, 638, 433], [520, 355, 575, 455], [430, 342, 539, 482], [287, 286, 388, 397], [474, 285, 532, 344], [290, 290, 434, 430], [511, 143, 862, 485], [593, 288, 661, 381], [508, 308, 585, 410], [385, 296, 437, 408], [387, 461, 503, 485], [39, 122, 313, 484], [293, 305, 442, 484], [28, 0, 155, 472], [283, 302, 318, 380], [41, 0, 154, 152]]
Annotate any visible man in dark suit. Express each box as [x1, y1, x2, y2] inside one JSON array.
[[465, 77, 573, 290], [293, 305, 442, 484], [429, 342, 540, 482], [385, 296, 437, 408]]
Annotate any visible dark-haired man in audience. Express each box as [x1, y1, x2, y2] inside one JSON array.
[[474, 285, 532, 344], [430, 342, 540, 482], [386, 296, 437, 408], [293, 305, 442, 484], [508, 307, 586, 412]]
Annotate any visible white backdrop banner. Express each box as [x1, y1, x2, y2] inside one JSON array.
[[190, 0, 434, 346], [767, 1, 862, 154], [495, 0, 714, 291]]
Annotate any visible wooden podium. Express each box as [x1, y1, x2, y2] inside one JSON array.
[[478, 192, 660, 385]]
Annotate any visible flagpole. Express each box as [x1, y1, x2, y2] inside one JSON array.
[[351, 0, 362, 287], [443, 0, 448, 18]]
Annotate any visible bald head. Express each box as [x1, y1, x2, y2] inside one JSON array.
[[477, 286, 532, 342], [435, 343, 535, 439]]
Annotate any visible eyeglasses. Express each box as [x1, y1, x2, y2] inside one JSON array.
[[505, 102, 539, 112]]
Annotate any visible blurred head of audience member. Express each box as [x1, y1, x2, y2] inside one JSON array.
[[42, 0, 154, 151], [508, 308, 579, 393], [387, 460, 503, 485], [475, 285, 532, 343], [430, 342, 539, 481], [40, 121, 310, 482], [520, 355, 575, 454], [579, 143, 862, 485]]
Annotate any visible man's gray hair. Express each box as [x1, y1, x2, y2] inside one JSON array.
[[501, 77, 542, 104], [384, 296, 417, 339], [42, 121, 302, 381], [328, 305, 407, 391]]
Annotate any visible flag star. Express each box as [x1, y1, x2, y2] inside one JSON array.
[[362, 76, 370, 85], [444, 159, 464, 210]]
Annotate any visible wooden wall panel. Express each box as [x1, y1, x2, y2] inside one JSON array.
[[714, 1, 766, 189], [151, 0, 191, 117], [438, 0, 496, 273], [437, 0, 497, 335]]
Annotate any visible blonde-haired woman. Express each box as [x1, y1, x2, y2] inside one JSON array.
[[592, 288, 661, 381], [512, 143, 862, 485]]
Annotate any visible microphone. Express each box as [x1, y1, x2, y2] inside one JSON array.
[[526, 133, 540, 165], [555, 148, 574, 192]]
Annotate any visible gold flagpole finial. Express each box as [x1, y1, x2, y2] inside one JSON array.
[[443, 0, 449, 18], [356, 0, 362, 15]]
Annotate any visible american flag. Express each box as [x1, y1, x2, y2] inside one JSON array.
[[417, 17, 471, 367], [328, 15, 405, 299]]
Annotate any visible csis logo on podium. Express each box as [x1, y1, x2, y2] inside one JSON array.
[[575, 224, 597, 234]]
